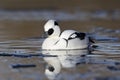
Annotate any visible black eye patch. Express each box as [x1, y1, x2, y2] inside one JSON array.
[[48, 28, 54, 35], [54, 21, 58, 25]]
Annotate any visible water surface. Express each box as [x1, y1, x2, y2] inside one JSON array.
[[0, 9, 119, 80]]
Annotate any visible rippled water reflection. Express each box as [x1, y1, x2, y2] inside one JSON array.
[[0, 26, 119, 80]]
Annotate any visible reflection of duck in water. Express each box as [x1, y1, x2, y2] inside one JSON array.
[[42, 20, 94, 50], [42, 50, 89, 80], [44, 56, 61, 80]]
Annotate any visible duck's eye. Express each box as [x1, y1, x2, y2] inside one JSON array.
[[54, 21, 58, 25], [48, 28, 54, 35]]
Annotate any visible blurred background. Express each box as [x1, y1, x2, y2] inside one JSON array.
[[0, 0, 119, 41]]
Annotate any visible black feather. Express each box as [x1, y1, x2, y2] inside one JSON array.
[[54, 21, 58, 25], [76, 32, 86, 40]]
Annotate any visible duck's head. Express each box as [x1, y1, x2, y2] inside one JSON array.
[[44, 20, 61, 37]]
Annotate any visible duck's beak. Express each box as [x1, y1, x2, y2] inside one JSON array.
[[42, 32, 48, 38]]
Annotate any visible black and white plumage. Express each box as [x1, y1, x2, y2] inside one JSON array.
[[42, 20, 94, 50]]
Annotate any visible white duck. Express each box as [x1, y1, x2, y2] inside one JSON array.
[[42, 20, 94, 50]]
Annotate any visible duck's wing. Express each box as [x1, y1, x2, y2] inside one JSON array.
[[68, 32, 86, 40], [69, 32, 95, 43]]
